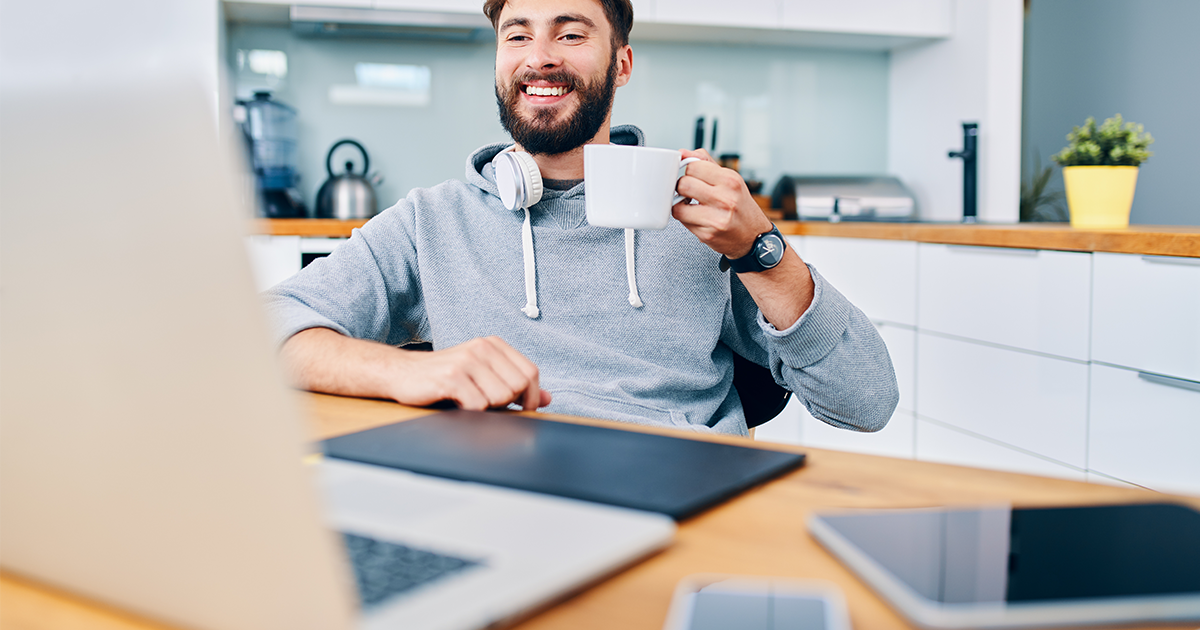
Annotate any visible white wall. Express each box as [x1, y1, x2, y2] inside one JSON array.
[[888, 0, 1023, 222]]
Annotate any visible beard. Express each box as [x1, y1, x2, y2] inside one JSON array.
[[495, 51, 618, 156]]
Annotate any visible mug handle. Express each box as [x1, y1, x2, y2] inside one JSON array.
[[672, 157, 704, 205]]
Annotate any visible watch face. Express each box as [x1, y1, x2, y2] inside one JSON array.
[[756, 234, 784, 268]]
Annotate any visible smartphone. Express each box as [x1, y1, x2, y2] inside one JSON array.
[[662, 574, 851, 630]]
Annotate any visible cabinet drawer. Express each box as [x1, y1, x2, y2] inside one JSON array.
[[801, 236, 918, 326], [916, 418, 1085, 481], [801, 408, 915, 460], [917, 244, 1091, 360], [1088, 363, 1200, 496], [916, 333, 1088, 469], [1092, 252, 1200, 382]]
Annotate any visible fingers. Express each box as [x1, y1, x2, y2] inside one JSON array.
[[671, 154, 772, 258], [679, 148, 717, 164], [413, 337, 544, 412]]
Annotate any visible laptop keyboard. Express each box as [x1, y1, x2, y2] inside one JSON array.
[[342, 532, 483, 608]]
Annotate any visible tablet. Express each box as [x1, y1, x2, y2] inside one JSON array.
[[323, 410, 806, 521], [808, 502, 1200, 629]]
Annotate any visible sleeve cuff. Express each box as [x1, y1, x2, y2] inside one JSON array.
[[756, 263, 852, 368]]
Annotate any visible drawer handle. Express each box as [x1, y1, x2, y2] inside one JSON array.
[[1142, 255, 1200, 267], [945, 245, 1038, 256], [1138, 371, 1200, 393]]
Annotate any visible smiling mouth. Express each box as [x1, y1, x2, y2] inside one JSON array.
[[523, 84, 572, 97]]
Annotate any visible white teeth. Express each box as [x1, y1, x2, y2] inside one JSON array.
[[525, 86, 567, 97]]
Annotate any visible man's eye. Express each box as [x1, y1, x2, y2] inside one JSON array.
[[507, 34, 531, 42], [561, 33, 584, 41]]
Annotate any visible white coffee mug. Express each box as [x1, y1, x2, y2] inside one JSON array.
[[584, 144, 702, 230]]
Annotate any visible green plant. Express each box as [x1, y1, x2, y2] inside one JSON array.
[[1019, 153, 1067, 222], [1051, 114, 1154, 167]]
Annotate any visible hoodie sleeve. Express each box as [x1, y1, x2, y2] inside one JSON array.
[[261, 200, 430, 349], [724, 264, 899, 432]]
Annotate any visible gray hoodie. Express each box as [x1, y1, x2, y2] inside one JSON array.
[[263, 125, 898, 435]]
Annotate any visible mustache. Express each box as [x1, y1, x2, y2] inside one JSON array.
[[506, 70, 582, 93]]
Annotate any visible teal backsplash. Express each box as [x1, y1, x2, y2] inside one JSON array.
[[227, 24, 889, 212]]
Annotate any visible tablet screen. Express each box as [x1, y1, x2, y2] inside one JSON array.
[[814, 502, 1200, 604]]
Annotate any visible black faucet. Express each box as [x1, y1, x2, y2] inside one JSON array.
[[948, 122, 979, 223]]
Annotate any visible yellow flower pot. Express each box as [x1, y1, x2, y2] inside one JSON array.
[[1062, 165, 1139, 229]]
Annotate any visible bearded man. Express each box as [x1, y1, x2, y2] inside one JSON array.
[[264, 0, 899, 435]]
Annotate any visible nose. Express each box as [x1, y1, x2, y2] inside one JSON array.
[[524, 36, 562, 72]]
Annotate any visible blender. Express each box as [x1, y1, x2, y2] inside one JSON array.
[[236, 92, 306, 218]]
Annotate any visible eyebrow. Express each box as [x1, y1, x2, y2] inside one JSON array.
[[500, 13, 597, 32]]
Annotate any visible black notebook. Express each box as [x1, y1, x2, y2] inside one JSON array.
[[322, 410, 806, 521]]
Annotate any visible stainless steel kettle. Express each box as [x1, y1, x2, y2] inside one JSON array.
[[316, 139, 380, 220]]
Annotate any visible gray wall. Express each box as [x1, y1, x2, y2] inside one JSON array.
[[226, 24, 890, 213], [1024, 0, 1200, 226]]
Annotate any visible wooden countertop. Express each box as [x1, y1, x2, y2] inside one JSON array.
[[779, 221, 1200, 258], [4, 392, 1199, 630], [251, 218, 1200, 258]]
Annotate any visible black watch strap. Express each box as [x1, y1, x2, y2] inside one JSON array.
[[720, 225, 787, 273]]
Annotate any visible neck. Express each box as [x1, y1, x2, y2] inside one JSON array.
[[516, 120, 611, 180]]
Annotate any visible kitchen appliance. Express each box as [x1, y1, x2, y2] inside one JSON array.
[[770, 175, 916, 221], [316, 139, 380, 220], [236, 92, 306, 218]]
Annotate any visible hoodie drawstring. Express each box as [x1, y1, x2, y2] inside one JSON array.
[[518, 215, 643, 318], [520, 206, 540, 318], [625, 228, 643, 308]]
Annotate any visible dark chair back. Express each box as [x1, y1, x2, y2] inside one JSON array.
[[731, 352, 792, 429]]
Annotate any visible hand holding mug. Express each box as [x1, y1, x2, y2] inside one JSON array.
[[671, 148, 775, 260]]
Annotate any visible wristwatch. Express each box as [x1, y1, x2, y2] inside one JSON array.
[[720, 225, 787, 273]]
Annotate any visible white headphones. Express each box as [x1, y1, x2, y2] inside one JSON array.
[[492, 148, 543, 211]]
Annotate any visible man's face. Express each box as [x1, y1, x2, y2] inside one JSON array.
[[494, 0, 632, 156]]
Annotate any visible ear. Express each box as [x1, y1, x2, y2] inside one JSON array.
[[614, 44, 633, 88]]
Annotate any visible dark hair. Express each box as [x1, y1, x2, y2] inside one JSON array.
[[483, 0, 634, 48]]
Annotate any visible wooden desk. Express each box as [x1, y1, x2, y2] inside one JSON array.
[[4, 392, 1198, 630]]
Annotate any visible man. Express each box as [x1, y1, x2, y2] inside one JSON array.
[[265, 0, 898, 435]]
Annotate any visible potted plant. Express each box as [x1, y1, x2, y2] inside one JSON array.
[[1051, 114, 1153, 229]]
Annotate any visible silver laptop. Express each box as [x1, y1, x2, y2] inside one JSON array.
[[0, 5, 673, 629]]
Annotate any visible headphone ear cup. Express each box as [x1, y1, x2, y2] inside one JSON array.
[[509, 151, 543, 208], [492, 152, 525, 210]]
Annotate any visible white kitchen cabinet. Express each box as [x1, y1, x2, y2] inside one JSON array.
[[759, 321, 915, 458], [653, 0, 779, 29], [250, 0, 372, 6], [1092, 252, 1200, 383], [781, 0, 952, 38], [879, 322, 915, 413], [651, 0, 954, 38], [1088, 363, 1200, 496], [916, 418, 1086, 482], [800, 237, 917, 326], [799, 407, 915, 460], [372, 0, 483, 13], [245, 236, 346, 291], [917, 244, 1091, 361], [246, 235, 301, 291], [916, 332, 1088, 469]]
